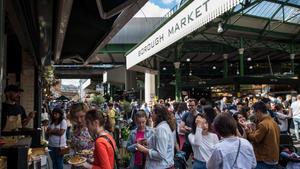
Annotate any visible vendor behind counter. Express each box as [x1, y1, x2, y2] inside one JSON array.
[[1, 84, 41, 148], [1, 84, 36, 131]]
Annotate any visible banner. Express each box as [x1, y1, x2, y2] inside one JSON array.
[[126, 0, 241, 69]]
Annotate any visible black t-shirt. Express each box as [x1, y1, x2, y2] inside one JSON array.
[[182, 111, 198, 144], [1, 102, 27, 129]]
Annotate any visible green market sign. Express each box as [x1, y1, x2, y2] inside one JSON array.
[[126, 0, 241, 69]]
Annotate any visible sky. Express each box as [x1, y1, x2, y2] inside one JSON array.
[[61, 79, 80, 87], [134, 0, 181, 17]]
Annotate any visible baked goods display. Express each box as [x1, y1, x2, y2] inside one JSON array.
[[68, 156, 86, 165], [30, 147, 47, 156]]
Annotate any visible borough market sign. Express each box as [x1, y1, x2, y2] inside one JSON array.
[[126, 0, 241, 69]]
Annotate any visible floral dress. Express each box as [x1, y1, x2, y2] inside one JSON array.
[[70, 127, 94, 169]]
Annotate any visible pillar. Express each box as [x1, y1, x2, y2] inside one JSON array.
[[125, 70, 137, 91], [239, 37, 244, 77], [0, 0, 4, 131], [144, 71, 155, 104], [239, 48, 245, 77], [21, 50, 35, 128], [223, 54, 228, 78], [290, 53, 295, 75], [174, 62, 182, 101]]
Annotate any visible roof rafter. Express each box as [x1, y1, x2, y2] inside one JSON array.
[[259, 0, 290, 37]]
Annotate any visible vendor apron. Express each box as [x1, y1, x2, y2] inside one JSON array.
[[3, 114, 22, 131]]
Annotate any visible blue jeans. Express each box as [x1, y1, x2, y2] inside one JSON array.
[[49, 146, 64, 169], [193, 159, 207, 169], [293, 116, 300, 140], [255, 162, 276, 169]]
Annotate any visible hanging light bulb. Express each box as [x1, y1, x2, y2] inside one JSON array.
[[163, 67, 166, 70], [189, 71, 192, 76], [212, 66, 216, 70], [247, 57, 252, 61], [217, 22, 223, 33]]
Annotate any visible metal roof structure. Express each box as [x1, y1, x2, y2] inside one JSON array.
[[127, 0, 300, 85]]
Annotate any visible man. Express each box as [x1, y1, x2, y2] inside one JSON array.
[[246, 101, 280, 169], [291, 95, 300, 142], [179, 98, 199, 160], [107, 102, 117, 132], [1, 84, 36, 131]]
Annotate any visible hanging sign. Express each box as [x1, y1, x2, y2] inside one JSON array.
[[126, 0, 241, 69]]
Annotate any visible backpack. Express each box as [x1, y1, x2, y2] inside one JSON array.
[[98, 135, 119, 169]]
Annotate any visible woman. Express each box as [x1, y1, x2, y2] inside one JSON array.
[[80, 109, 117, 169], [207, 113, 256, 169], [189, 114, 219, 169], [136, 104, 176, 169], [69, 103, 94, 168], [46, 107, 67, 169], [275, 103, 291, 134], [175, 102, 187, 149], [127, 110, 154, 169], [232, 112, 247, 138]]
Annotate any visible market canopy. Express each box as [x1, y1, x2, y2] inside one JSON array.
[[125, 0, 300, 74]]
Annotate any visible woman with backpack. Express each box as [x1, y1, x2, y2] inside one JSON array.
[[78, 109, 117, 169]]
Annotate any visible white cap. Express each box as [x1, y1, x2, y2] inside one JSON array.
[[41, 113, 49, 121]]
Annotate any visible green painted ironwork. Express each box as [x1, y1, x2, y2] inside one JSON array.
[[99, 44, 136, 54], [260, 0, 290, 37], [174, 44, 182, 101], [239, 37, 245, 77], [223, 54, 228, 78], [290, 43, 295, 74], [0, 0, 4, 130]]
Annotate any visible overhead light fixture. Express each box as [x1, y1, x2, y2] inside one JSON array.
[[189, 71, 192, 76], [249, 66, 253, 69], [212, 66, 216, 70], [217, 22, 223, 33], [163, 67, 167, 70], [247, 57, 252, 61], [186, 58, 190, 62]]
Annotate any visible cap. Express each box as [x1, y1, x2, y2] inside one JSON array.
[[41, 113, 49, 121], [4, 85, 24, 92]]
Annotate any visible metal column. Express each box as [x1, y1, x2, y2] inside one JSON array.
[[290, 43, 295, 75], [174, 45, 182, 101], [239, 37, 245, 77], [223, 54, 228, 78], [0, 0, 4, 133]]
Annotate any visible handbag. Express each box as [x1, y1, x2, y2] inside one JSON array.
[[231, 139, 241, 168], [58, 122, 70, 156], [98, 134, 119, 169]]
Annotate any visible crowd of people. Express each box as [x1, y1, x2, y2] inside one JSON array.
[[38, 93, 300, 169]]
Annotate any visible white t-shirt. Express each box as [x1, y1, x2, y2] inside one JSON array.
[[291, 101, 300, 117], [276, 112, 289, 132], [48, 119, 67, 147], [188, 127, 219, 162]]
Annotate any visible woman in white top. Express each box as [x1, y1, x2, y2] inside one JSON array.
[[189, 113, 219, 169], [275, 103, 291, 133], [207, 113, 256, 169], [46, 107, 67, 169]]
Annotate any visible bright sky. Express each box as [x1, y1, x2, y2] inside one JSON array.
[[134, 0, 181, 17], [61, 79, 80, 87]]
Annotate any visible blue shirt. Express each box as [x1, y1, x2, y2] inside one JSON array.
[[145, 121, 175, 169], [207, 137, 256, 169], [126, 126, 154, 168]]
